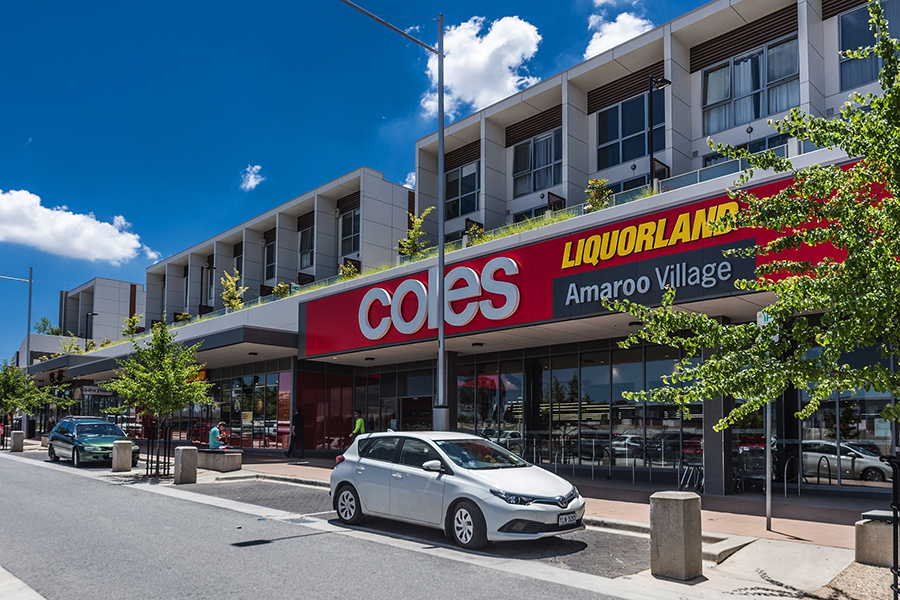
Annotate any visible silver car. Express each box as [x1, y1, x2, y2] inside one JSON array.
[[330, 431, 585, 550]]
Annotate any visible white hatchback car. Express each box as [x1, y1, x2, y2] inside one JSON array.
[[330, 431, 585, 549]]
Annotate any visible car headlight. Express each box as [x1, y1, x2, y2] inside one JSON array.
[[85, 446, 109, 453], [490, 489, 536, 505]]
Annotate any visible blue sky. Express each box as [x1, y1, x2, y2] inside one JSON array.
[[0, 0, 706, 360]]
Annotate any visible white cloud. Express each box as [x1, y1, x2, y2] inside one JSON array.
[[403, 172, 416, 190], [0, 189, 158, 265], [584, 12, 653, 59], [421, 16, 541, 119], [240, 164, 265, 191]]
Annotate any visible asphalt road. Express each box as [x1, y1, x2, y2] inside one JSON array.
[[0, 454, 627, 600]]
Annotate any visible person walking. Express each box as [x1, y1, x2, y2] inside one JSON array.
[[349, 410, 365, 445], [285, 408, 305, 459]]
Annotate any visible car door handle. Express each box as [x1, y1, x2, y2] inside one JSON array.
[[356, 466, 365, 473], [391, 473, 402, 480]]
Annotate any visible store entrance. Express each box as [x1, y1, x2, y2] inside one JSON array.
[[367, 397, 433, 433]]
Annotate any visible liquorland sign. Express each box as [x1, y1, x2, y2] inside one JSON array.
[[301, 180, 807, 357]]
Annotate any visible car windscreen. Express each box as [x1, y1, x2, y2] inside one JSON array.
[[435, 439, 527, 470], [75, 423, 125, 437]]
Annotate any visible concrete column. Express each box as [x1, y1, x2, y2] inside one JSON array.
[[703, 316, 732, 495], [650, 491, 703, 581], [10, 431, 24, 452], [174, 446, 198, 484], [112, 440, 132, 472]]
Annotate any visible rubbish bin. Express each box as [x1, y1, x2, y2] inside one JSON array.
[[26, 418, 36, 439]]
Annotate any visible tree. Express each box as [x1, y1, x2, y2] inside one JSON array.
[[102, 322, 213, 473], [584, 179, 613, 213], [0, 360, 69, 423], [221, 269, 247, 311], [34, 317, 61, 336], [604, 1, 900, 430], [397, 206, 434, 260], [122, 313, 142, 337], [272, 281, 291, 299]]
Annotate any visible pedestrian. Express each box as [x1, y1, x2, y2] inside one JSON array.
[[350, 410, 365, 444], [209, 421, 228, 449], [285, 408, 305, 458]]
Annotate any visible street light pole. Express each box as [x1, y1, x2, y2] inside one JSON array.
[[0, 268, 33, 370], [338, 1, 449, 430]]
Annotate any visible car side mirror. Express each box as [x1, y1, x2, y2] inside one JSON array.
[[422, 460, 444, 473]]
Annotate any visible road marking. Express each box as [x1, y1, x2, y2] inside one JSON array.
[[0, 565, 46, 600]]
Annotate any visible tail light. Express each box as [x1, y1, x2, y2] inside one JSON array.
[[335, 455, 345, 464]]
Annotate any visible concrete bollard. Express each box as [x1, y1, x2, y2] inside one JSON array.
[[41, 434, 49, 448], [10, 431, 24, 452], [650, 491, 703, 581], [112, 440, 132, 472], [855, 519, 897, 568], [174, 446, 198, 484]]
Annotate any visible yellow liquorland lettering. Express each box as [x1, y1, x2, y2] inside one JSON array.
[[668, 212, 692, 246], [617, 226, 637, 257], [582, 234, 602, 266], [600, 230, 619, 260], [654, 218, 669, 247], [713, 201, 739, 235], [561, 241, 577, 269], [635, 221, 656, 253], [691, 206, 716, 241]]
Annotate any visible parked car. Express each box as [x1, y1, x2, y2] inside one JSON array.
[[48, 417, 139, 468], [801, 440, 891, 482], [330, 431, 585, 550], [611, 434, 644, 459]]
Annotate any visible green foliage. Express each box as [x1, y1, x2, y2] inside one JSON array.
[[603, 1, 900, 429], [175, 312, 192, 323], [122, 313, 142, 337], [339, 261, 360, 281], [272, 281, 291, 299], [465, 222, 485, 246], [398, 206, 434, 260], [34, 317, 61, 336], [101, 322, 213, 429], [59, 336, 81, 355], [0, 360, 64, 416], [584, 178, 613, 213], [221, 269, 247, 311]]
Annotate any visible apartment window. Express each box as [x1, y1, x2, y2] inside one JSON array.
[[513, 128, 562, 197], [183, 275, 189, 309], [513, 206, 548, 223], [299, 226, 314, 270], [264, 241, 276, 280], [341, 209, 360, 256], [702, 36, 799, 135], [597, 90, 664, 171], [840, 2, 900, 91], [205, 269, 214, 304], [445, 160, 480, 220], [703, 133, 790, 167], [233, 246, 243, 287]]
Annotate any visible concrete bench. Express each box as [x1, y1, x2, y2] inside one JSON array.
[[856, 510, 898, 568], [197, 449, 242, 472]]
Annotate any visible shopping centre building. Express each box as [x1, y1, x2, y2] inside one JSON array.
[[23, 0, 897, 495]]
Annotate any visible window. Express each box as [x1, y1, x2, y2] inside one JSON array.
[[183, 274, 189, 309], [341, 209, 360, 256], [264, 241, 276, 280], [205, 269, 214, 304], [703, 133, 790, 167], [361, 436, 399, 462], [233, 251, 243, 287], [513, 206, 548, 223], [299, 226, 314, 270], [398, 438, 441, 468], [597, 90, 664, 171], [445, 160, 480, 220], [513, 128, 562, 197], [702, 36, 799, 135], [840, 2, 900, 91]]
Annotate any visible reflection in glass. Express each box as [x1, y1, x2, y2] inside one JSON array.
[[580, 352, 610, 465]]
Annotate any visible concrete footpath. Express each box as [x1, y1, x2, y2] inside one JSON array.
[[2, 439, 895, 599]]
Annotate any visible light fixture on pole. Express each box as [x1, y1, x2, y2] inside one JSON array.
[[647, 75, 671, 191], [338, 1, 449, 430], [0, 268, 33, 370]]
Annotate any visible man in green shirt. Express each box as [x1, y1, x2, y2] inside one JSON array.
[[350, 410, 365, 443]]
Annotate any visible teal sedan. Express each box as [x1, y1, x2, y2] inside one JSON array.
[[48, 417, 139, 468]]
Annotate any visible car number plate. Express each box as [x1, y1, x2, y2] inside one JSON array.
[[558, 513, 576, 526]]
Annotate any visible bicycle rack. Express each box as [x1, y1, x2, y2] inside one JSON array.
[[816, 455, 832, 485], [783, 455, 801, 497]]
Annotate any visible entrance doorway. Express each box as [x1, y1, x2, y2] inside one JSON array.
[[368, 397, 433, 433]]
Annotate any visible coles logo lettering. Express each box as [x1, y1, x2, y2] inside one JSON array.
[[358, 256, 520, 340]]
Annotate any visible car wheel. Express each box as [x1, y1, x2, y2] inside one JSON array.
[[450, 500, 487, 550], [72, 448, 81, 468], [48, 444, 60, 462], [132, 456, 139, 468], [862, 468, 886, 482], [336, 485, 364, 525]]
